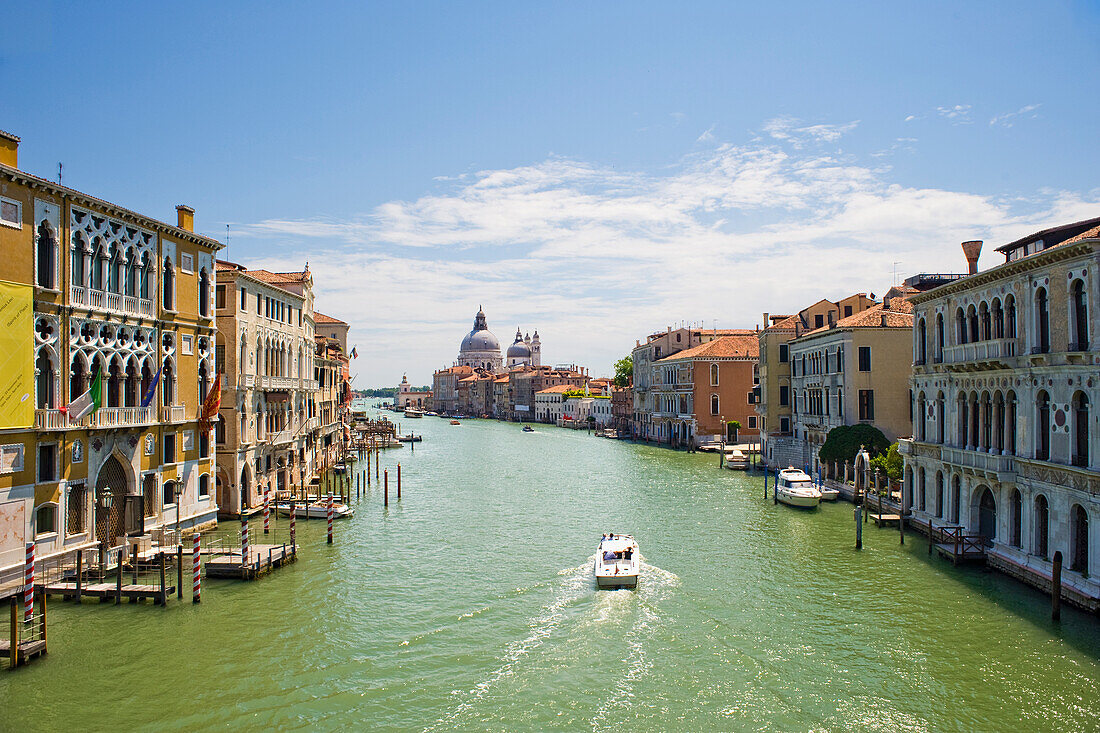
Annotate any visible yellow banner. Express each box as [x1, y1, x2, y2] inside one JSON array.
[[0, 280, 34, 429]]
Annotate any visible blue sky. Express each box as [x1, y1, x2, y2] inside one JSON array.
[[5, 2, 1099, 385]]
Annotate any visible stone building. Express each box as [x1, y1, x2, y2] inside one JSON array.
[[649, 334, 760, 447], [900, 222, 1100, 610], [213, 261, 318, 515], [788, 288, 915, 470], [314, 317, 351, 469], [456, 307, 503, 372], [0, 130, 221, 586]]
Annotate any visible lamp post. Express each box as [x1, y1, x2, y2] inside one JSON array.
[[98, 490, 114, 568], [174, 482, 184, 539]]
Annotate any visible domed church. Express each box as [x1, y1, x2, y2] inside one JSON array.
[[457, 306, 503, 371], [506, 328, 541, 368]]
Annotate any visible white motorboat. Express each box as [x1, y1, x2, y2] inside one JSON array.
[[595, 533, 639, 589], [776, 467, 821, 508], [818, 480, 840, 501], [404, 408, 424, 418], [722, 448, 749, 470], [276, 502, 354, 519]]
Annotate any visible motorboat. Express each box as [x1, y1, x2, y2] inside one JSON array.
[[450, 419, 461, 425], [332, 463, 348, 474], [404, 408, 424, 418], [722, 448, 749, 470], [396, 433, 422, 442], [776, 467, 821, 508], [522, 425, 535, 432], [276, 502, 354, 519], [595, 533, 639, 589], [818, 479, 840, 501], [424, 411, 438, 417]]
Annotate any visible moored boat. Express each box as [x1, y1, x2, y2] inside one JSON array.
[[450, 419, 461, 425], [595, 533, 639, 589], [396, 433, 422, 442], [722, 448, 749, 470], [404, 408, 424, 418], [276, 502, 354, 519], [776, 467, 821, 508], [522, 425, 534, 432]]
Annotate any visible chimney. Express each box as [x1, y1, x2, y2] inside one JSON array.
[[0, 130, 19, 168], [961, 240, 983, 275], [176, 204, 195, 232], [880, 313, 888, 327], [763, 312, 770, 329], [883, 295, 892, 310], [827, 311, 835, 327]]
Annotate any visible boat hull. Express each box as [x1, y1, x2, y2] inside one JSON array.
[[276, 505, 354, 519], [777, 491, 820, 508], [595, 572, 638, 589]]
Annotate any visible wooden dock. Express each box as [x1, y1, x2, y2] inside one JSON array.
[[40, 581, 176, 604], [205, 544, 297, 580], [869, 512, 901, 527], [3, 595, 47, 670]]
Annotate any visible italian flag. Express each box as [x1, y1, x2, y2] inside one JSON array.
[[66, 369, 103, 421]]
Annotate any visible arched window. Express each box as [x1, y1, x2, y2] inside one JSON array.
[[124, 249, 137, 297], [710, 363, 719, 386], [992, 298, 1004, 339], [950, 476, 961, 524], [162, 257, 175, 310], [35, 349, 55, 409], [935, 472, 944, 518], [36, 221, 56, 289], [140, 252, 151, 300], [917, 319, 927, 364], [1009, 489, 1022, 548], [35, 503, 57, 536], [69, 355, 86, 404], [1035, 287, 1050, 353], [1034, 495, 1050, 558], [1071, 505, 1089, 574], [1005, 295, 1017, 339], [917, 392, 926, 441], [979, 302, 991, 341], [92, 244, 106, 290], [1072, 391, 1090, 468], [918, 468, 926, 512], [162, 479, 177, 508], [955, 307, 967, 345], [967, 305, 979, 344], [199, 268, 210, 317], [936, 391, 945, 444], [1036, 390, 1050, 460], [1006, 390, 1018, 455], [710, 393, 719, 415], [199, 474, 210, 498], [957, 392, 969, 447], [1071, 279, 1088, 351], [71, 234, 87, 289], [162, 359, 175, 406], [935, 313, 944, 362], [123, 359, 138, 407]]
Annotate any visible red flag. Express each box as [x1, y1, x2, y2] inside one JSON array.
[[199, 373, 222, 428]]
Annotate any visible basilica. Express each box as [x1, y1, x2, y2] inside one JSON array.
[[456, 307, 540, 371]]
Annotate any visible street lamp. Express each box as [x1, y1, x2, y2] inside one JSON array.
[[174, 482, 184, 539]]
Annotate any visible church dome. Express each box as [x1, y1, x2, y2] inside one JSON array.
[[507, 339, 531, 358], [459, 307, 500, 354]]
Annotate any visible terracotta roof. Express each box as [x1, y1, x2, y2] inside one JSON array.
[[764, 314, 800, 331], [0, 130, 20, 143], [494, 376, 510, 383], [536, 384, 575, 394], [803, 300, 913, 335], [655, 334, 759, 362], [247, 268, 310, 285], [1059, 223, 1100, 248], [314, 312, 347, 325]]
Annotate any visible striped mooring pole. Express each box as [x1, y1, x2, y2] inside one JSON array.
[[326, 493, 334, 544], [192, 533, 201, 603], [241, 516, 250, 568], [263, 486, 270, 535], [290, 501, 297, 549], [24, 541, 35, 622]]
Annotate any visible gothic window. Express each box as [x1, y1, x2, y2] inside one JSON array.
[[36, 221, 56, 289], [1036, 390, 1050, 460], [1071, 279, 1088, 350], [1071, 504, 1089, 574], [1035, 287, 1050, 353], [199, 268, 211, 317], [1005, 295, 1017, 339], [1035, 494, 1050, 558], [163, 257, 175, 310], [1073, 391, 1090, 468], [35, 349, 55, 409]]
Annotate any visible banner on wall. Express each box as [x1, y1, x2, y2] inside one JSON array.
[[0, 280, 34, 429]]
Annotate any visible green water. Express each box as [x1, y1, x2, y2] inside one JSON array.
[[4, 410, 1100, 732]]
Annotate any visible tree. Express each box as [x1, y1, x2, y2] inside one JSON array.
[[727, 420, 741, 442], [818, 424, 889, 465], [613, 355, 633, 387], [871, 442, 903, 481]]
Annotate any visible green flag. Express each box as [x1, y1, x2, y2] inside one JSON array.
[[67, 367, 103, 421]]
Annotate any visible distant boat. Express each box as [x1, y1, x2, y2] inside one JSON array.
[[450, 419, 461, 426], [404, 408, 424, 418], [276, 502, 354, 519], [522, 425, 534, 432], [396, 433, 422, 442], [722, 449, 749, 470]]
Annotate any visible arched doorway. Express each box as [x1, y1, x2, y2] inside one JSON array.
[[240, 465, 251, 511], [978, 488, 996, 545], [1071, 505, 1089, 574], [95, 455, 130, 547]]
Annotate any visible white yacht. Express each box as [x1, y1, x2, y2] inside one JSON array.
[[775, 467, 822, 508], [277, 501, 354, 519], [595, 534, 639, 589], [404, 408, 424, 418], [722, 448, 749, 470]]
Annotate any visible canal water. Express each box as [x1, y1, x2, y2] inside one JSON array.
[[4, 407, 1100, 731]]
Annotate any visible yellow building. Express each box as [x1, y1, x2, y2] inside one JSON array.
[[0, 131, 222, 584]]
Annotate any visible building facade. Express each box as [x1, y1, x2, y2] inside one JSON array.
[[900, 225, 1100, 609], [214, 262, 318, 515], [788, 288, 914, 470], [0, 131, 221, 585]]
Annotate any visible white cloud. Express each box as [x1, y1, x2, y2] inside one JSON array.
[[761, 116, 860, 148], [696, 124, 716, 142], [936, 104, 973, 124], [989, 103, 1042, 127], [235, 128, 1099, 385]]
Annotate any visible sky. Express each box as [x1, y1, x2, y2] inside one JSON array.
[[4, 2, 1100, 386]]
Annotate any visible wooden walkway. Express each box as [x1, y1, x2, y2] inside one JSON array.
[[40, 581, 176, 604], [205, 544, 297, 580], [0, 638, 46, 666]]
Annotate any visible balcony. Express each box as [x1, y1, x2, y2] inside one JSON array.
[[161, 405, 187, 424], [259, 375, 298, 390], [70, 285, 154, 318], [940, 446, 1016, 482], [941, 338, 1016, 370], [241, 374, 256, 389], [35, 406, 158, 430]]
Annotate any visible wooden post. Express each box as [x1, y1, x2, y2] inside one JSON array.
[[1052, 551, 1062, 621], [176, 545, 183, 599], [773, 469, 778, 505], [289, 501, 297, 553], [131, 544, 139, 587], [367, 450, 371, 486], [397, 463, 402, 500], [384, 469, 389, 507], [855, 504, 863, 550], [899, 505, 905, 545], [763, 467, 768, 499], [75, 549, 83, 602], [115, 548, 123, 604], [9, 597, 18, 668], [38, 590, 46, 649], [158, 552, 167, 606]]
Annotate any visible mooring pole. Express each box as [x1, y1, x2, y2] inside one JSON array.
[[263, 486, 270, 535], [397, 463, 402, 500], [855, 505, 863, 550], [177, 545, 183, 599], [384, 469, 389, 507], [764, 468, 768, 499], [773, 469, 778, 505], [192, 533, 201, 603], [241, 516, 250, 576], [23, 542, 34, 622], [289, 501, 297, 555], [327, 493, 334, 545], [1052, 551, 1063, 621]]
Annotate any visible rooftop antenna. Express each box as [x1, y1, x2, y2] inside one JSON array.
[[226, 223, 230, 262], [893, 261, 901, 285], [58, 162, 62, 185]]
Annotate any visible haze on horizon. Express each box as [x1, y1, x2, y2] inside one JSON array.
[[5, 2, 1099, 386]]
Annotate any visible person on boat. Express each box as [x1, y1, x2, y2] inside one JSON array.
[[623, 547, 632, 560], [603, 550, 616, 561]]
